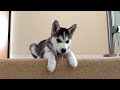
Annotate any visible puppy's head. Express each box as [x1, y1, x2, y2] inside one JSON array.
[[51, 20, 77, 56]]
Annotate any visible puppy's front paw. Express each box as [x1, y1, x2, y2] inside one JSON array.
[[69, 59, 78, 69], [47, 64, 56, 73]]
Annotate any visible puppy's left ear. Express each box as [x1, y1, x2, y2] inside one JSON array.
[[68, 24, 77, 35]]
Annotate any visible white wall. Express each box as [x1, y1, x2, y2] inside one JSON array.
[[10, 11, 108, 58]]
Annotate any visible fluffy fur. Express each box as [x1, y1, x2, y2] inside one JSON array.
[[30, 20, 78, 72]]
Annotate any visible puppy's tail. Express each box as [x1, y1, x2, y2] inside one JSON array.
[[29, 43, 38, 58]]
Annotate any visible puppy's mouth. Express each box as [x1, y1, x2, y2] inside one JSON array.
[[57, 51, 64, 58]]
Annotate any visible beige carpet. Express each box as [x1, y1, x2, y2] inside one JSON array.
[[0, 56, 120, 79]]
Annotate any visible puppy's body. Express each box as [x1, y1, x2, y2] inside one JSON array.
[[30, 20, 78, 72]]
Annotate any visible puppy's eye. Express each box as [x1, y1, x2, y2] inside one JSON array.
[[56, 39, 62, 43], [66, 40, 69, 43]]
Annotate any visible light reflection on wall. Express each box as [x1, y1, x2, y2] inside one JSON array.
[[0, 11, 8, 58], [0, 14, 8, 50]]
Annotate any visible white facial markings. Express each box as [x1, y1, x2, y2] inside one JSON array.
[[59, 36, 63, 42], [65, 37, 68, 42], [51, 35, 71, 54]]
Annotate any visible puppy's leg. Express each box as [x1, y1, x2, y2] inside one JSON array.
[[65, 51, 78, 68], [44, 52, 56, 72]]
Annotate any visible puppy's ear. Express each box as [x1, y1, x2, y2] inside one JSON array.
[[68, 24, 77, 36], [51, 20, 60, 35]]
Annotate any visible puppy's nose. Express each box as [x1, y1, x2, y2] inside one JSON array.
[[61, 48, 66, 53]]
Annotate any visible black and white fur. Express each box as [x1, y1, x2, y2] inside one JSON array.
[[30, 20, 78, 72]]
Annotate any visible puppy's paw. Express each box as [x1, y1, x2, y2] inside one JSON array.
[[47, 64, 56, 73], [69, 59, 78, 69]]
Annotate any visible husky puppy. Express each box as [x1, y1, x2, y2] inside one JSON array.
[[30, 20, 78, 72]]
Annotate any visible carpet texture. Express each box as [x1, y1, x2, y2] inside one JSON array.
[[0, 56, 120, 79]]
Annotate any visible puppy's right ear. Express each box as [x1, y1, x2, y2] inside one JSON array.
[[51, 20, 60, 35]]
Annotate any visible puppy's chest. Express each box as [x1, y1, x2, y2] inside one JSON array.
[[44, 46, 64, 58]]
